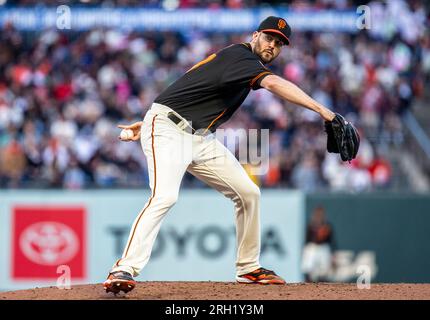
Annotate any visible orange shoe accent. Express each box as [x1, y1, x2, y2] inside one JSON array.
[[237, 268, 286, 285]]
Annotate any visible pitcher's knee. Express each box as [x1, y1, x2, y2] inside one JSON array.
[[239, 183, 261, 203], [153, 193, 178, 208]]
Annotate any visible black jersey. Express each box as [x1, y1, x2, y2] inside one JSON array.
[[154, 43, 274, 132]]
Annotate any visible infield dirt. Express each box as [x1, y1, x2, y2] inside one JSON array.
[[1, 282, 429, 300]]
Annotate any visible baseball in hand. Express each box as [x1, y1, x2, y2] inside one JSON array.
[[120, 129, 134, 140]]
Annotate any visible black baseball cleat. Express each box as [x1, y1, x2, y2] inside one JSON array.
[[236, 267, 286, 285], [103, 271, 136, 294]]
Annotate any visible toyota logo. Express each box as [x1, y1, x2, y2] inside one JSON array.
[[19, 222, 79, 266]]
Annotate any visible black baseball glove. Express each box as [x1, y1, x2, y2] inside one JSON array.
[[324, 113, 360, 162]]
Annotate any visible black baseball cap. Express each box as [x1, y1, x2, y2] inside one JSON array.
[[257, 16, 291, 46]]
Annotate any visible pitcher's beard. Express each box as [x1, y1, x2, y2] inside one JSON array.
[[258, 52, 274, 64], [254, 41, 274, 64]]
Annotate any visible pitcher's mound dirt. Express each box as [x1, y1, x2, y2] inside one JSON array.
[[1, 282, 429, 300]]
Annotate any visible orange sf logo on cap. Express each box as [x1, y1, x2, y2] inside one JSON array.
[[278, 19, 286, 29]]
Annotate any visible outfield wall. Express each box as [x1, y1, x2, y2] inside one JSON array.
[[307, 193, 430, 283]]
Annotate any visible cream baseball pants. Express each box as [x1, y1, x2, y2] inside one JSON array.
[[110, 103, 261, 277]]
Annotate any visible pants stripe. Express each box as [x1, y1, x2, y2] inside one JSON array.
[[115, 114, 158, 267]]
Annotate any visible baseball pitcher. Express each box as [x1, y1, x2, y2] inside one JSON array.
[[103, 16, 359, 294]]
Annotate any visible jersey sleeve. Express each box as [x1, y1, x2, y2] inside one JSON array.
[[220, 56, 274, 90]]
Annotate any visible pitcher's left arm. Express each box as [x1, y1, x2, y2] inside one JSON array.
[[260, 74, 335, 122]]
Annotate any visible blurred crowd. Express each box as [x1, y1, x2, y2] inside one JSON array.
[[0, 0, 429, 191], [0, 0, 378, 9]]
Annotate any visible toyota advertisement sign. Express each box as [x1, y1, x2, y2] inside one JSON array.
[[0, 190, 304, 291]]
